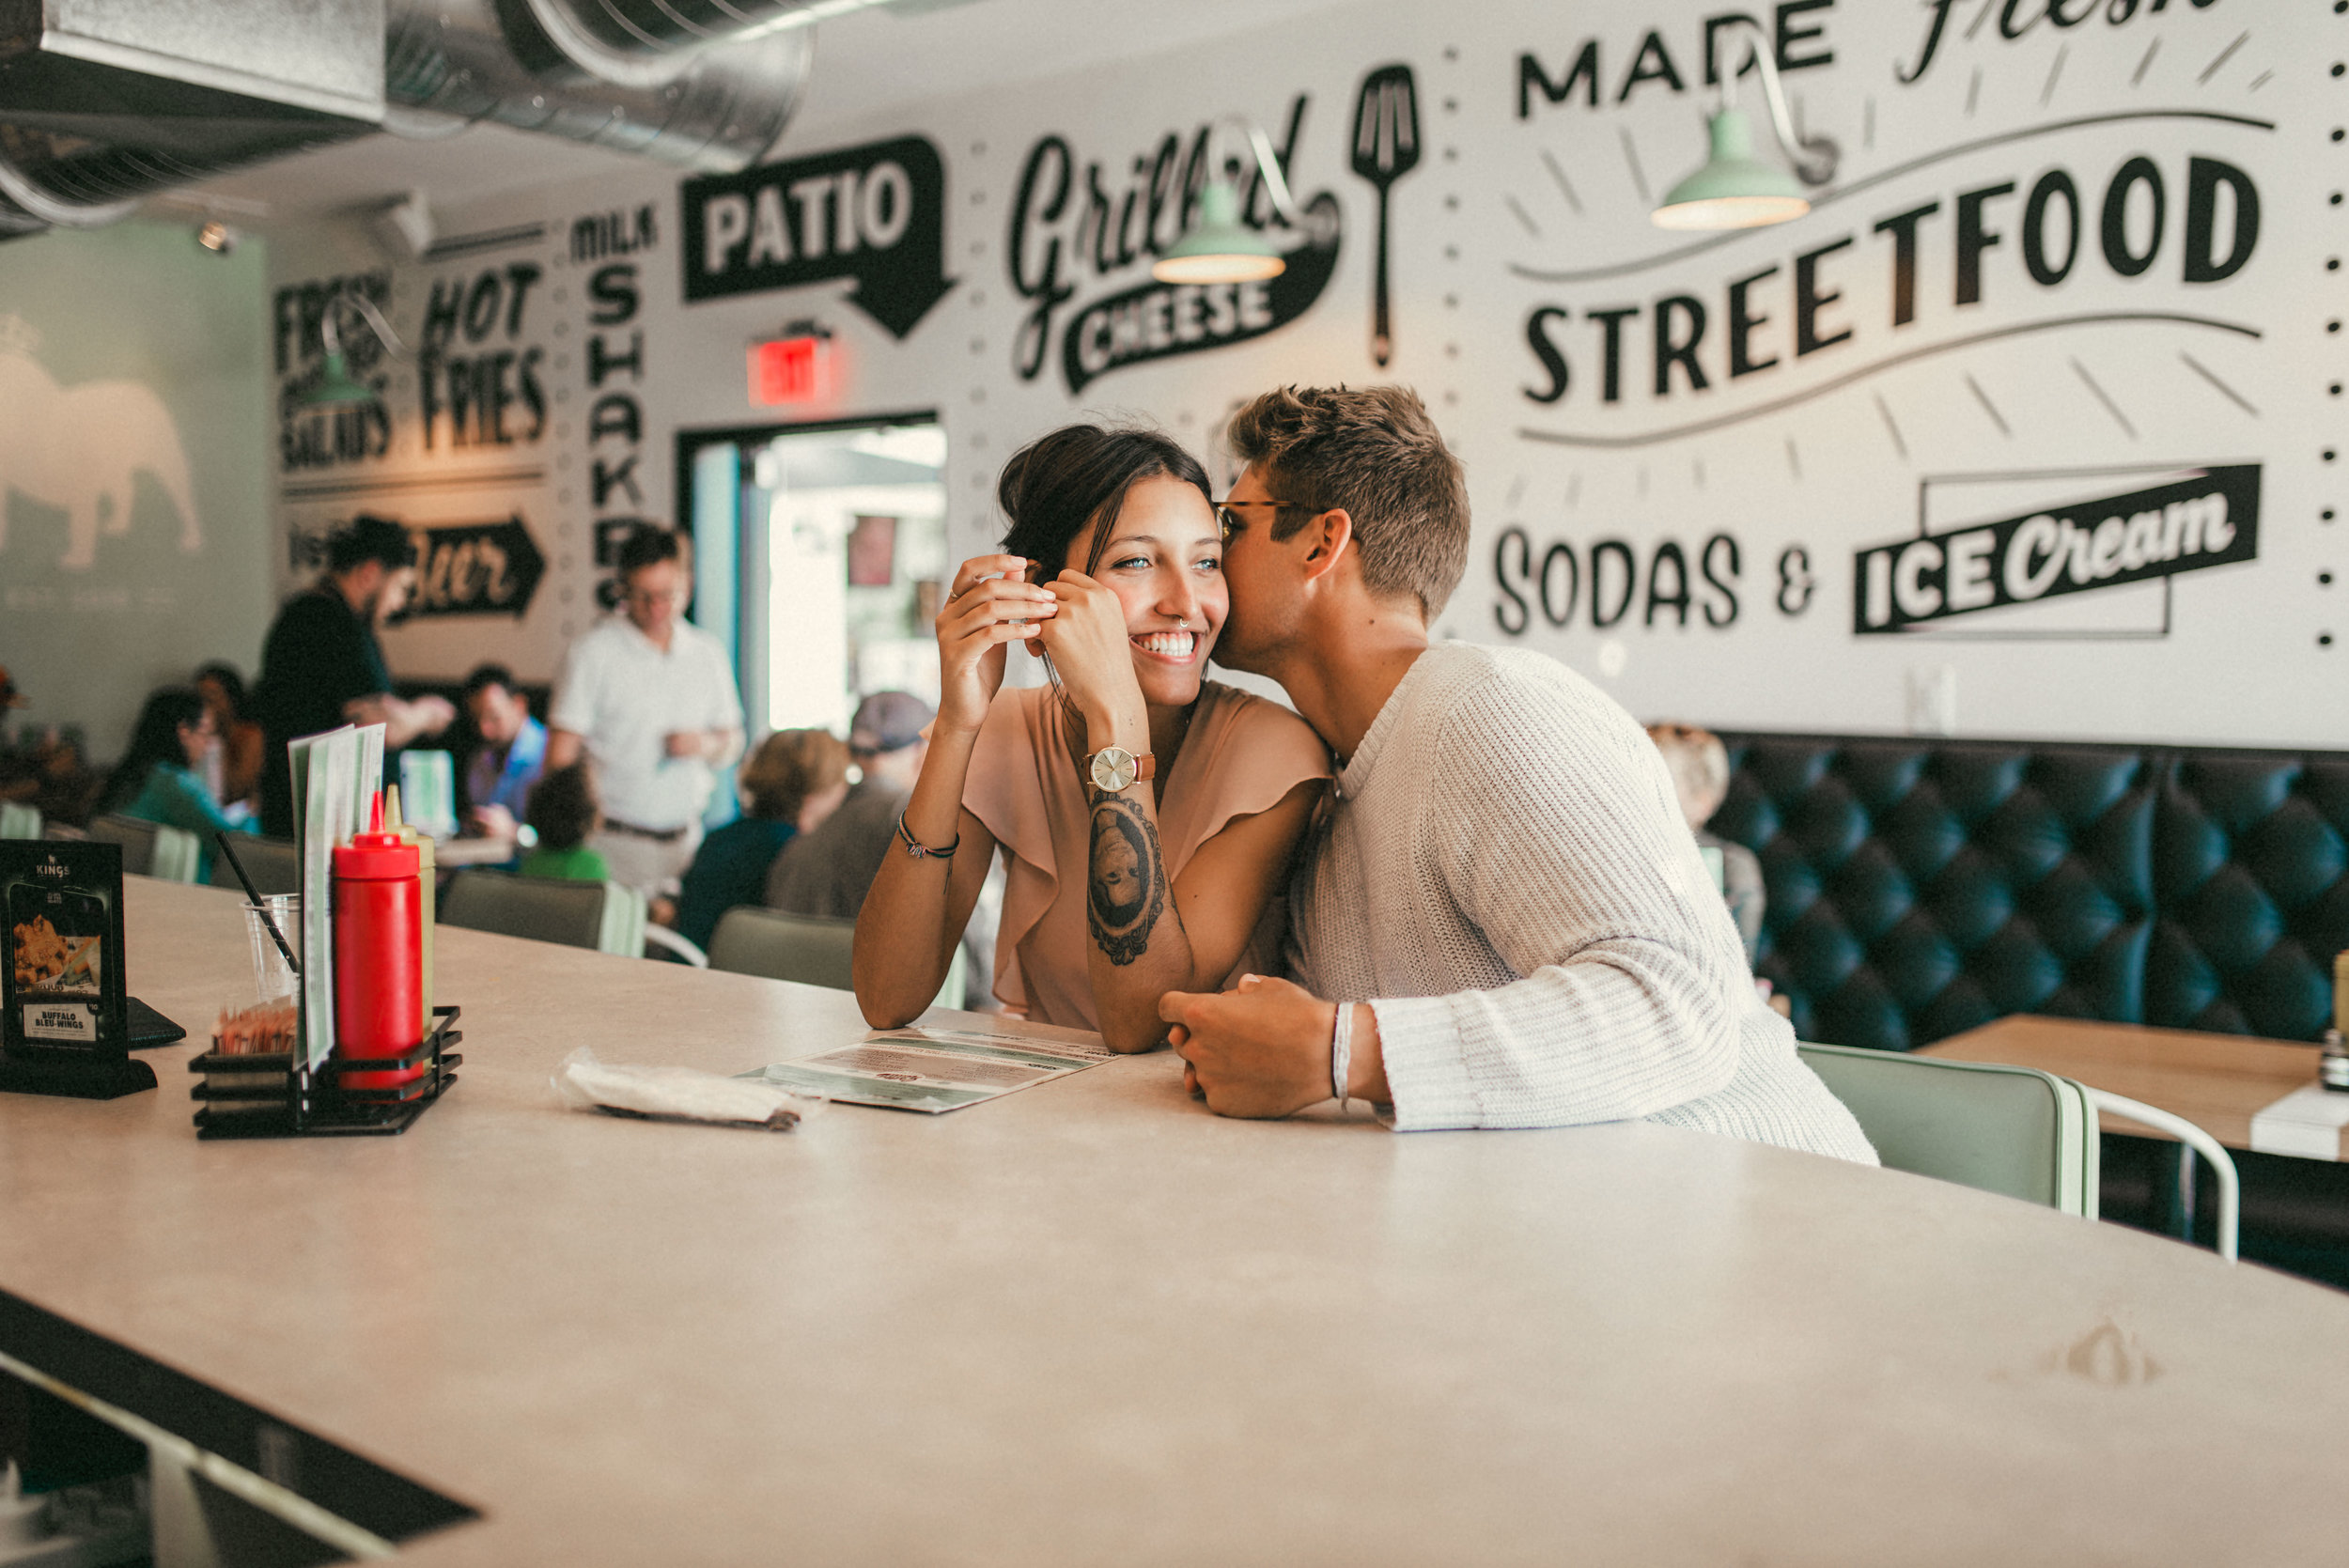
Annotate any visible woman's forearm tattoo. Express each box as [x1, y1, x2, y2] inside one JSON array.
[[1087, 789, 1165, 966]]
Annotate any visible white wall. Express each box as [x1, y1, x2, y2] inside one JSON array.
[[0, 222, 273, 759], [265, 0, 2338, 747]]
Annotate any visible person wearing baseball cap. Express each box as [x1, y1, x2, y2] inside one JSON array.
[[764, 691, 934, 920]]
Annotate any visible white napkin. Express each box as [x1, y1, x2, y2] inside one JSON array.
[[553, 1048, 822, 1130]]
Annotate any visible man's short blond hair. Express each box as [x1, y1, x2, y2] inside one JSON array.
[[1226, 384, 1470, 619]]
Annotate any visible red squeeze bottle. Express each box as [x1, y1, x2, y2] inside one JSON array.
[[334, 792, 426, 1090]]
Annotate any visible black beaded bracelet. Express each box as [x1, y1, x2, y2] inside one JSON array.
[[896, 811, 958, 861]]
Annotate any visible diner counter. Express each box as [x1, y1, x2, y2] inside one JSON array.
[[2, 878, 2347, 1564]]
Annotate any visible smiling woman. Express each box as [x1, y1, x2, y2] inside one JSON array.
[[851, 422, 1332, 1053]]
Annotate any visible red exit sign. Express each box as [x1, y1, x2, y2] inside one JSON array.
[[749, 334, 832, 405]]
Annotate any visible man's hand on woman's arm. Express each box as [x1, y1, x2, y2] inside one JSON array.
[[1160, 975, 1390, 1118]]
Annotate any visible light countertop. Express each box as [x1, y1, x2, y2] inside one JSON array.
[[2, 878, 2346, 1564]]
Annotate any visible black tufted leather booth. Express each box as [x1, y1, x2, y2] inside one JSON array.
[[1710, 735, 2349, 1053]]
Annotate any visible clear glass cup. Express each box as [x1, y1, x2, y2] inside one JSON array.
[[242, 895, 302, 1002]]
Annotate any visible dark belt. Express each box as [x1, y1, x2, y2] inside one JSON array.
[[602, 818, 691, 844]]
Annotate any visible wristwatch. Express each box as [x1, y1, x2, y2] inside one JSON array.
[[1086, 745, 1156, 793]]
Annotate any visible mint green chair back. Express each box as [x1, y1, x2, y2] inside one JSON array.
[[706, 907, 965, 1007], [148, 825, 202, 883], [439, 870, 643, 957], [89, 815, 160, 875], [90, 814, 199, 881], [708, 908, 856, 990], [1798, 1042, 2100, 1217], [0, 802, 39, 840]]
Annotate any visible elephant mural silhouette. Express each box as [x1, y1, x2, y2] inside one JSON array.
[[0, 346, 202, 570]]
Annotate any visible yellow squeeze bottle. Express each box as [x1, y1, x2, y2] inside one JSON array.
[[384, 784, 436, 1034]]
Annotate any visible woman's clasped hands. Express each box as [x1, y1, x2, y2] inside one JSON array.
[[932, 553, 1058, 737], [1032, 567, 1146, 732]]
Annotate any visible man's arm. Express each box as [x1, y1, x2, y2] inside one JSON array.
[[663, 726, 741, 765], [1164, 978, 1387, 1118], [545, 729, 584, 770], [1169, 672, 1750, 1128], [343, 692, 455, 749]]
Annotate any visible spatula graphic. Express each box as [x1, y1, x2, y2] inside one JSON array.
[[1350, 64, 1420, 368]]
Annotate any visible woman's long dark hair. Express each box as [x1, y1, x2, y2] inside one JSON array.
[[996, 424, 1213, 718], [998, 423, 1212, 581], [194, 661, 248, 724], [103, 687, 206, 813]]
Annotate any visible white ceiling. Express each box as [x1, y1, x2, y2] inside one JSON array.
[[181, 0, 1361, 225]]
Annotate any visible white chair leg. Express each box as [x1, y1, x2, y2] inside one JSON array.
[[2086, 1089, 2240, 1264], [643, 924, 709, 968]]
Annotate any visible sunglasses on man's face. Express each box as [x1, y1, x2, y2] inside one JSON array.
[[1211, 498, 1326, 538]]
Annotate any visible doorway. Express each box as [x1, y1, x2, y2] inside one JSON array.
[[678, 411, 947, 739]]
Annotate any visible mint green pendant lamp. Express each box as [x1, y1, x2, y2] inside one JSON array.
[[1651, 17, 1838, 232], [1652, 108, 1812, 230], [1153, 180, 1285, 285]]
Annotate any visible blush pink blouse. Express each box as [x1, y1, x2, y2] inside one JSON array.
[[962, 681, 1333, 1032]]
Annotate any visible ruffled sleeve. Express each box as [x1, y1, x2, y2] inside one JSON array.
[[1159, 685, 1334, 867]]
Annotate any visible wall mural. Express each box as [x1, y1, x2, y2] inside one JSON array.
[[0, 318, 202, 572], [263, 0, 2332, 747]]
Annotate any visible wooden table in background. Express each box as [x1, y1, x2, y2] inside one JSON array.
[[1923, 1016, 2339, 1157]]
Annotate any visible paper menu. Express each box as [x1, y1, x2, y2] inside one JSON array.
[[288, 722, 386, 1070], [741, 1026, 1113, 1113]]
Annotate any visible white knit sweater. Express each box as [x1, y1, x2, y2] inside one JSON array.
[[1290, 644, 1877, 1164]]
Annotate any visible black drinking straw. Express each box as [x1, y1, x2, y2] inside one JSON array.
[[216, 832, 300, 977]]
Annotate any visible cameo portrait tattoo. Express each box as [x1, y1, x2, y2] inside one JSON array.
[[1087, 792, 1165, 966]]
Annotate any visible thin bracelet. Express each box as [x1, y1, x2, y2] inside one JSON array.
[[1330, 1001, 1353, 1113], [895, 811, 958, 861]]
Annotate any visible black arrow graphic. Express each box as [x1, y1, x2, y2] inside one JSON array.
[[681, 134, 957, 341], [390, 515, 545, 622]]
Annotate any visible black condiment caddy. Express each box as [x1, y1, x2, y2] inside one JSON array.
[[188, 1005, 461, 1139]]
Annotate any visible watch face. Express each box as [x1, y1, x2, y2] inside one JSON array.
[[1089, 747, 1136, 792]]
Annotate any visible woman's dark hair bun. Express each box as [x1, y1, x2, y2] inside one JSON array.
[[996, 423, 1210, 577]]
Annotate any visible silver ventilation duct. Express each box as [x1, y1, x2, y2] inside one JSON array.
[[0, 0, 834, 238], [519, 0, 830, 89], [0, 0, 383, 227], [382, 0, 811, 172]]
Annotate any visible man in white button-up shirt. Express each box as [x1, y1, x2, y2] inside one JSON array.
[[547, 527, 743, 898]]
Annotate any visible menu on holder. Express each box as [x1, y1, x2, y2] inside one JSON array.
[[0, 840, 153, 1097], [288, 722, 386, 1071], [4, 840, 127, 1053]]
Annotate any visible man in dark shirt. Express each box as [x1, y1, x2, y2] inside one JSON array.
[[251, 516, 454, 837]]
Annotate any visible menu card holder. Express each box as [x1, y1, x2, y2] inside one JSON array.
[[1, 840, 154, 1099], [0, 1051, 156, 1100]]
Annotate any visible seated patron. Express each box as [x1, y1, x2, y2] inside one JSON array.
[[765, 692, 933, 922], [102, 687, 257, 880], [518, 763, 611, 882], [673, 728, 849, 951], [852, 425, 1330, 1054], [1648, 722, 1766, 964], [1160, 385, 1875, 1164], [193, 661, 264, 813], [461, 663, 548, 839]]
